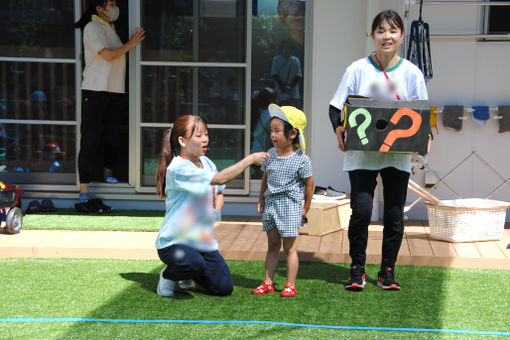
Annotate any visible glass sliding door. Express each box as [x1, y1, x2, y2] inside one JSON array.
[[0, 0, 78, 185], [250, 0, 306, 179], [138, 0, 249, 192]]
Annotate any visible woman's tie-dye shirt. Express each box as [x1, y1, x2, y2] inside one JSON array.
[[156, 155, 225, 252]]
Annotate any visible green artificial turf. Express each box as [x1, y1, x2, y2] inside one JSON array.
[[22, 209, 164, 232], [1, 258, 509, 339]]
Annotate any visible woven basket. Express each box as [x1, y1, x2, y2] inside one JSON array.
[[423, 198, 510, 243]]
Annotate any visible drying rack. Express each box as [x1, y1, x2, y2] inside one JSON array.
[[405, 151, 510, 213]]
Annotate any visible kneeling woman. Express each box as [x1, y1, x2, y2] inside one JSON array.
[[155, 115, 268, 297]]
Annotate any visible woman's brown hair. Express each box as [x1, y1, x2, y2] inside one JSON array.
[[155, 115, 207, 198]]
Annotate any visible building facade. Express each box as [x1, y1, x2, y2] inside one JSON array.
[[1, 0, 509, 219]]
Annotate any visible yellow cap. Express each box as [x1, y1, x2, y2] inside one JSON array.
[[268, 103, 307, 153]]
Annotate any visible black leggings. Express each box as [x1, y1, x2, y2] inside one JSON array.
[[78, 90, 127, 183], [348, 167, 410, 269]]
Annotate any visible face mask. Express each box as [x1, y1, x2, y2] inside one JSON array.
[[105, 5, 119, 22]]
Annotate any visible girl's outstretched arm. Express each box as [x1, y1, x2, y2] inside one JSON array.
[[302, 176, 314, 216], [211, 152, 269, 185]]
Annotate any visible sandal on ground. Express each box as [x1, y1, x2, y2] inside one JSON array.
[[280, 283, 297, 297], [251, 281, 275, 295]]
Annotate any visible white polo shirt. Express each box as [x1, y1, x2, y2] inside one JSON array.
[[82, 15, 125, 93]]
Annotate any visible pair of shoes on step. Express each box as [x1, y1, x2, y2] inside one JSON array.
[[345, 265, 400, 291], [74, 198, 112, 214], [25, 199, 55, 214], [252, 281, 297, 297]]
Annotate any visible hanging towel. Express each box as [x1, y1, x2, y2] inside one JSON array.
[[442, 105, 464, 131], [472, 106, 490, 126], [430, 106, 439, 134], [498, 105, 510, 133]]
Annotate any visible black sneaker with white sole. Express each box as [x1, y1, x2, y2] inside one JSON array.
[[377, 266, 401, 290], [74, 200, 102, 214], [90, 198, 113, 213], [345, 265, 366, 291]]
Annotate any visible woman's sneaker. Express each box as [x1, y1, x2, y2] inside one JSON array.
[[377, 266, 401, 290], [157, 268, 175, 297], [345, 265, 366, 291], [178, 280, 197, 290], [251, 281, 275, 295]]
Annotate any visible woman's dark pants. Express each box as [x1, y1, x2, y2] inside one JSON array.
[[348, 167, 410, 270], [158, 244, 233, 296]]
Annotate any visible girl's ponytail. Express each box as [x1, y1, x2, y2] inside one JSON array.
[[155, 115, 206, 198], [74, 7, 95, 30], [74, 1, 107, 30], [155, 128, 174, 198]]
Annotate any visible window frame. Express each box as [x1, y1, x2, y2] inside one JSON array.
[[480, 0, 510, 41], [0, 0, 82, 192], [133, 0, 253, 195]]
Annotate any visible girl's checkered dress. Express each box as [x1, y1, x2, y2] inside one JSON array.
[[261, 148, 313, 237]]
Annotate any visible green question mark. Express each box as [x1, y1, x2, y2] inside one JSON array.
[[348, 108, 372, 145]]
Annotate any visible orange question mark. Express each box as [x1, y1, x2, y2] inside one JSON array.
[[379, 107, 422, 152]]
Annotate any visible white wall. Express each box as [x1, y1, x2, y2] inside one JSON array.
[[307, 0, 366, 193], [309, 0, 510, 220]]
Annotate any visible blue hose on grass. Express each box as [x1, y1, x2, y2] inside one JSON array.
[[0, 318, 509, 336]]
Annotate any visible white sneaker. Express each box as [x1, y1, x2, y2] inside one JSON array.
[[157, 268, 175, 297], [178, 279, 197, 290]]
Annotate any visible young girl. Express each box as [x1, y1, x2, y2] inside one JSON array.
[[252, 104, 314, 297], [155, 115, 268, 297]]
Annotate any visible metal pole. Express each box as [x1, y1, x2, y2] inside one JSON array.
[[412, 1, 510, 5]]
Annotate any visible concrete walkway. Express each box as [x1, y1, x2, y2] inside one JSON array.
[[0, 230, 159, 260]]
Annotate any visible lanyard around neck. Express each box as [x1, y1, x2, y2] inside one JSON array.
[[374, 53, 401, 101]]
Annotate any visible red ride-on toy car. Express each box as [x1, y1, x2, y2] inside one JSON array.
[[0, 181, 24, 234]]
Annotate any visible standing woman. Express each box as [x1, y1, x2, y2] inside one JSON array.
[[329, 10, 428, 291], [74, 0, 145, 213]]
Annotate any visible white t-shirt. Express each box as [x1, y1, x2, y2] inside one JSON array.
[[330, 55, 428, 173], [82, 16, 125, 93]]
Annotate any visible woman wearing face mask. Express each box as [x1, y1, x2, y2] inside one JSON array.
[[74, 0, 145, 214]]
